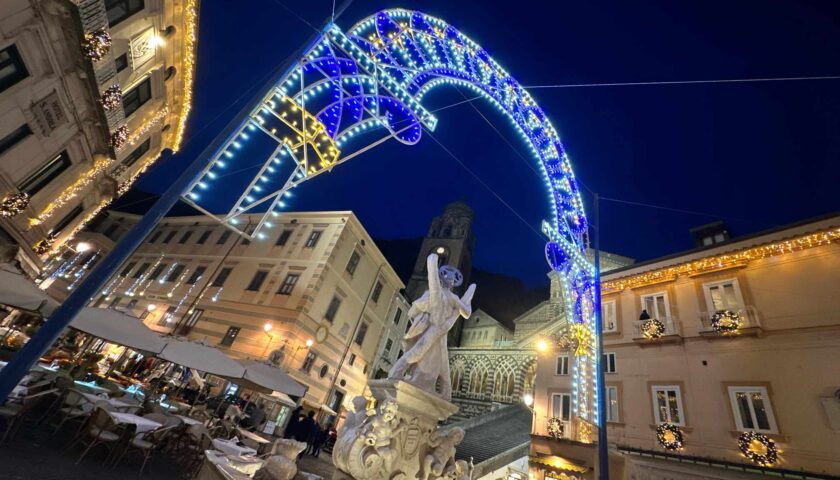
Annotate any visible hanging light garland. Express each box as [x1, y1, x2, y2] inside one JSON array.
[[46, 199, 110, 255], [81, 29, 112, 61], [738, 431, 778, 466], [1, 192, 29, 217], [711, 310, 741, 334], [172, 0, 199, 152], [109, 125, 130, 150], [656, 423, 685, 451], [30, 156, 112, 226], [101, 84, 123, 111], [642, 318, 666, 339], [66, 250, 100, 291]]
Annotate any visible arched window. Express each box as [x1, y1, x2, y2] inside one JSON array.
[[468, 364, 488, 397], [492, 366, 516, 402], [442, 223, 453, 237], [165, 66, 177, 81], [450, 362, 465, 394]]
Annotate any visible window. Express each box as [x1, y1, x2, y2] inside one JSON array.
[[319, 364, 329, 378], [216, 230, 231, 244], [148, 263, 167, 281], [19, 151, 72, 197], [108, 296, 122, 309], [165, 264, 185, 282], [551, 393, 572, 421], [219, 326, 240, 347], [277, 273, 299, 295], [384, 337, 393, 355], [246, 270, 268, 291], [703, 279, 745, 312], [122, 77, 152, 117], [132, 262, 150, 279], [0, 44, 28, 92], [162, 231, 177, 244], [119, 261, 137, 277], [211, 267, 232, 287], [126, 299, 138, 311], [345, 250, 361, 275], [157, 306, 177, 326], [178, 308, 203, 335], [178, 231, 193, 244], [603, 352, 616, 374], [393, 308, 402, 325], [348, 353, 356, 366], [51, 204, 82, 234], [105, 0, 144, 27], [301, 351, 317, 373], [196, 230, 211, 244], [606, 386, 619, 422], [641, 292, 670, 320], [305, 230, 322, 248], [652, 385, 685, 426], [0, 124, 32, 156], [728, 386, 777, 433], [555, 355, 569, 375], [121, 138, 150, 167], [354, 322, 369, 346], [602, 300, 617, 332], [114, 53, 128, 72], [148, 230, 162, 243], [275, 230, 292, 246], [324, 296, 341, 323], [371, 281, 383, 303], [187, 266, 206, 285]]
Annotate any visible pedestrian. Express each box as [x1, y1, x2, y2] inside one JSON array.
[[309, 424, 329, 457], [639, 309, 651, 320], [283, 406, 303, 439], [297, 411, 316, 459]]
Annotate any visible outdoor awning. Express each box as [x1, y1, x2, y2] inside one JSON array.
[[70, 308, 167, 353], [157, 338, 246, 378], [304, 399, 338, 416], [235, 360, 307, 398], [266, 391, 297, 407], [0, 263, 59, 316]]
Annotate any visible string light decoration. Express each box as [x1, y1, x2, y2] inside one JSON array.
[[172, 0, 198, 152], [546, 417, 565, 440], [46, 199, 110, 255], [738, 431, 778, 466], [1, 192, 29, 217], [642, 318, 666, 339], [32, 235, 55, 256], [81, 29, 112, 61], [123, 107, 168, 150], [603, 227, 840, 293], [109, 125, 130, 150], [569, 322, 594, 357], [101, 84, 123, 111], [656, 423, 685, 451], [30, 156, 112, 226], [710, 310, 741, 334]]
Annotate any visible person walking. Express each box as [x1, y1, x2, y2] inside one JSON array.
[[283, 406, 303, 439], [309, 424, 329, 457], [297, 411, 316, 459]]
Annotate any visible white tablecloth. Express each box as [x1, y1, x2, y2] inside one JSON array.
[[175, 415, 204, 426], [80, 392, 139, 413], [212, 438, 257, 457], [236, 427, 271, 444], [109, 412, 162, 435]]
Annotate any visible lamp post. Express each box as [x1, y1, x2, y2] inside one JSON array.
[[523, 393, 535, 434], [261, 322, 274, 358], [287, 338, 313, 372]]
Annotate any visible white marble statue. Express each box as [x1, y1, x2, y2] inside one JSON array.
[[389, 253, 476, 400]]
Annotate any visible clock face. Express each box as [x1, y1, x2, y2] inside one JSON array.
[[316, 325, 328, 343]]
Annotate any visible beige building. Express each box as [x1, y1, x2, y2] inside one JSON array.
[[459, 309, 513, 348], [529, 215, 840, 479], [0, 0, 197, 273]]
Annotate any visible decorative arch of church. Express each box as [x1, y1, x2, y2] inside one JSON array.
[[449, 350, 540, 419]]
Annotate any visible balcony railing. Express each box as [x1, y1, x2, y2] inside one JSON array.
[[631, 316, 681, 341], [698, 305, 762, 335]]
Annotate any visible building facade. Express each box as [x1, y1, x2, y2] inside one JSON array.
[[529, 215, 840, 479], [0, 0, 197, 273], [43, 209, 410, 420]]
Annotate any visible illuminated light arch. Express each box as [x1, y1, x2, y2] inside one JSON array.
[[183, 9, 598, 424]]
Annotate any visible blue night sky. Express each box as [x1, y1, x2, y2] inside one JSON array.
[[135, 0, 840, 286]]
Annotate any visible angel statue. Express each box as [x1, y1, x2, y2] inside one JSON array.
[[388, 253, 476, 400]]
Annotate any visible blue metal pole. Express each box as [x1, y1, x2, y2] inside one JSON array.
[[593, 192, 610, 479], [0, 21, 337, 404]]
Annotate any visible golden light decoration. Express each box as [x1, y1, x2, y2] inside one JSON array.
[[109, 125, 130, 150], [46, 199, 111, 255], [30, 156, 112, 226], [124, 107, 169, 150], [33, 234, 56, 256], [711, 310, 741, 334], [81, 29, 112, 61], [1, 192, 29, 218], [100, 84, 122, 111], [656, 423, 685, 451], [569, 323, 593, 357], [117, 152, 163, 196], [738, 431, 778, 466], [576, 418, 593, 443], [642, 318, 666, 339], [602, 227, 840, 293], [546, 417, 565, 440], [172, 0, 199, 152]]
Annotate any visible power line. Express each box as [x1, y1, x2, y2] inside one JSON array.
[[522, 75, 840, 90], [267, 0, 319, 31], [599, 196, 780, 227]]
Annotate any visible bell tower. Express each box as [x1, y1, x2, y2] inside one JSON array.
[[406, 201, 476, 345]]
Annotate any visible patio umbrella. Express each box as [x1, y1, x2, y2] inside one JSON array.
[[156, 337, 246, 378], [69, 308, 167, 354], [233, 360, 307, 398], [0, 263, 59, 316]]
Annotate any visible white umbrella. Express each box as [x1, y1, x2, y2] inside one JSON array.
[[69, 308, 167, 354], [0, 263, 59, 316], [157, 337, 246, 378], [236, 360, 307, 397]]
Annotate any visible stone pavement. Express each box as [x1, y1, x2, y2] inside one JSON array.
[[296, 451, 339, 479]]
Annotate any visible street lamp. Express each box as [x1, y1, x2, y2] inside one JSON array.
[[536, 339, 548, 352], [76, 242, 92, 253], [523, 393, 536, 434], [523, 393, 534, 407], [261, 323, 274, 358], [288, 338, 314, 372]]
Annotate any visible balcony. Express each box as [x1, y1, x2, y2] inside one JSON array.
[[631, 316, 682, 344], [698, 306, 762, 337], [544, 417, 573, 440]]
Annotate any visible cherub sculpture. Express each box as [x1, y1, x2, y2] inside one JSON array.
[[389, 253, 476, 400], [422, 428, 467, 480]]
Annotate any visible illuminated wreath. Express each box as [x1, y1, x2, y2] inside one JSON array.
[[546, 417, 565, 440], [81, 29, 112, 61], [109, 125, 130, 150], [738, 431, 778, 466], [101, 84, 123, 111], [33, 234, 55, 256], [711, 310, 741, 334], [642, 318, 665, 339], [1, 192, 29, 218], [656, 423, 684, 451]]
